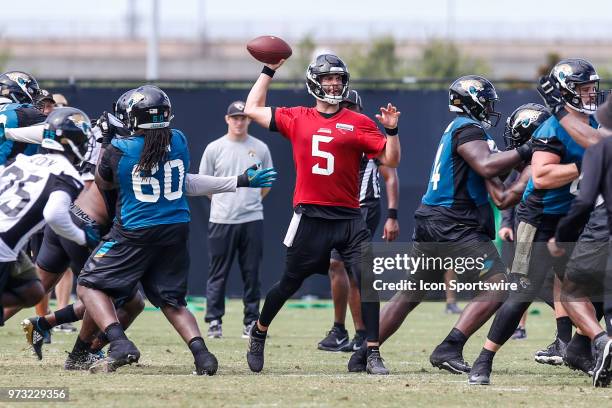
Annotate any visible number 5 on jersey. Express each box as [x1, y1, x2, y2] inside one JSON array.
[[132, 159, 185, 203], [312, 134, 334, 176]]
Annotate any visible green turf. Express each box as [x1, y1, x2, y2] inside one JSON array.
[[1, 300, 611, 407]]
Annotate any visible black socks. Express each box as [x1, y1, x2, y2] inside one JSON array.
[[55, 304, 78, 326], [443, 328, 468, 348], [72, 336, 92, 353], [251, 324, 267, 340], [104, 322, 127, 343], [475, 348, 496, 364], [556, 317, 573, 343], [367, 346, 379, 357], [188, 337, 209, 357], [37, 317, 52, 331]]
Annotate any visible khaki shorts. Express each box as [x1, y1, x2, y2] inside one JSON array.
[[10, 252, 39, 282]]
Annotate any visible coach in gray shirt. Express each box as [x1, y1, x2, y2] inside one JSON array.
[[199, 100, 273, 338]]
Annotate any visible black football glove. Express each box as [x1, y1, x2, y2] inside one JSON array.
[[95, 111, 115, 147], [536, 75, 567, 119]]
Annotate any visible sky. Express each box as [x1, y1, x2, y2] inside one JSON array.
[[4, 0, 612, 40]]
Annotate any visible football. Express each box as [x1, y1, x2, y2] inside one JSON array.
[[246, 35, 292, 64]]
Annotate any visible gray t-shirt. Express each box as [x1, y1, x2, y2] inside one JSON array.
[[199, 134, 273, 224]]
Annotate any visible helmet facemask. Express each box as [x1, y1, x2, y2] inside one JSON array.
[[465, 87, 500, 129], [307, 71, 349, 105], [557, 79, 599, 114], [42, 109, 95, 166]]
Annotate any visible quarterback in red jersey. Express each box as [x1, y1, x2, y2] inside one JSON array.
[[243, 54, 401, 375]]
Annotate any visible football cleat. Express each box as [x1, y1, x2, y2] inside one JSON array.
[[564, 335, 594, 376], [317, 326, 349, 352], [347, 346, 367, 372], [534, 337, 567, 365], [89, 339, 140, 374], [468, 358, 493, 385], [592, 335, 612, 387], [21, 317, 49, 360], [193, 351, 218, 376], [207, 320, 222, 339], [242, 321, 256, 339], [444, 303, 462, 314], [246, 332, 266, 373], [341, 331, 366, 353], [366, 349, 389, 375], [53, 323, 77, 333], [64, 350, 104, 371], [511, 327, 527, 340], [429, 343, 471, 374]]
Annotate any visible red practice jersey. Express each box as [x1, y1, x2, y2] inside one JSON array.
[[272, 107, 387, 208]]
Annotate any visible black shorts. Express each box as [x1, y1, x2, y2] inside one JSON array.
[[36, 207, 102, 276], [408, 216, 506, 284], [27, 230, 45, 262], [0, 253, 39, 325], [330, 201, 381, 263], [510, 215, 567, 301], [565, 204, 609, 286], [78, 239, 190, 308], [283, 213, 372, 281]]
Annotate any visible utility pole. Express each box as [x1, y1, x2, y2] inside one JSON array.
[[146, 0, 160, 80], [126, 0, 137, 39]]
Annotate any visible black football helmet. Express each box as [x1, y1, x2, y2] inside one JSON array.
[[126, 85, 172, 130], [549, 58, 601, 114], [0, 71, 41, 104], [503, 103, 551, 150], [41, 107, 95, 165], [340, 90, 363, 112], [449, 75, 501, 128], [114, 89, 135, 127], [306, 54, 350, 105]]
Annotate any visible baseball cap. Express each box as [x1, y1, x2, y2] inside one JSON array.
[[341, 90, 363, 111], [595, 93, 612, 130], [227, 100, 246, 116]]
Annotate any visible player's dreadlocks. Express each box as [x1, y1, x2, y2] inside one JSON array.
[[135, 128, 172, 174]]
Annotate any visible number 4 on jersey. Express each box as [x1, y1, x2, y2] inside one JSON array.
[[430, 143, 444, 190]]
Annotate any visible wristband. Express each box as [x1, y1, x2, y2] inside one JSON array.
[[387, 209, 398, 219], [262, 66, 276, 78], [575, 161, 581, 174], [554, 107, 569, 121], [385, 127, 398, 136]]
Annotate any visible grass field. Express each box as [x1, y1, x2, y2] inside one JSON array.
[[1, 300, 611, 407]]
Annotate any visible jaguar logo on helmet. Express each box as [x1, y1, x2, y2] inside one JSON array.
[[6, 72, 29, 85], [458, 79, 491, 104], [6, 72, 31, 96], [553, 64, 573, 85], [126, 91, 146, 114], [67, 113, 91, 134], [514, 109, 542, 130], [458, 79, 484, 96]]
